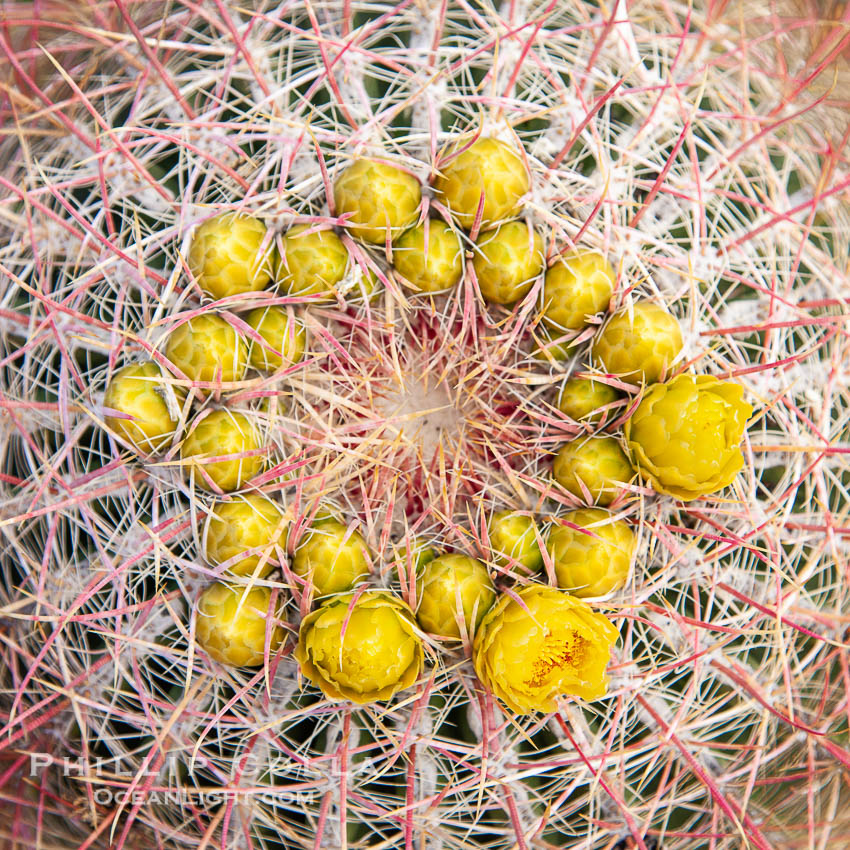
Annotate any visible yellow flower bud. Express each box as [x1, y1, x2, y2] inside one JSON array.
[[473, 221, 545, 305], [393, 219, 464, 294], [487, 511, 543, 575], [180, 410, 264, 492], [165, 313, 248, 393], [530, 327, 571, 363], [295, 591, 423, 704], [553, 436, 633, 506], [349, 264, 382, 303], [434, 137, 529, 230], [333, 159, 421, 244], [590, 301, 683, 385], [292, 518, 370, 596], [276, 225, 348, 298], [257, 391, 288, 422], [402, 537, 437, 573], [473, 584, 619, 714], [188, 213, 275, 301], [541, 251, 615, 331], [624, 374, 752, 500], [416, 553, 496, 640], [558, 378, 620, 425], [548, 509, 635, 597], [103, 362, 181, 454], [196, 582, 283, 667], [245, 307, 307, 372], [203, 494, 287, 577]]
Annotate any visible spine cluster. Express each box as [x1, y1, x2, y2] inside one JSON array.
[[100, 132, 751, 721]]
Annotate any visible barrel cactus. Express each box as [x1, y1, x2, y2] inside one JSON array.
[[0, 2, 848, 849]]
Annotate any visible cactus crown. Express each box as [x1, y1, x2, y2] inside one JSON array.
[[0, 1, 847, 849]]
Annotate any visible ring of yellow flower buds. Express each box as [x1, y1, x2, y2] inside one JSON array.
[[548, 508, 635, 597], [542, 251, 615, 331], [473, 221, 545, 305], [103, 362, 183, 454], [415, 553, 496, 640], [188, 212, 275, 301], [552, 436, 633, 506], [434, 137, 529, 230], [180, 410, 264, 492], [333, 159, 421, 244], [393, 219, 464, 294], [624, 374, 752, 500], [590, 301, 683, 385], [196, 581, 284, 667], [295, 591, 424, 704], [165, 313, 248, 393], [203, 493, 287, 577], [292, 518, 371, 597], [276, 224, 348, 298], [473, 584, 619, 714]]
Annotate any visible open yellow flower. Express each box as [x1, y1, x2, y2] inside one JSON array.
[[296, 591, 424, 704], [624, 374, 752, 500], [473, 584, 618, 714]]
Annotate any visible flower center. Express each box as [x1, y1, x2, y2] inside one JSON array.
[[525, 630, 587, 689], [325, 609, 415, 693]]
